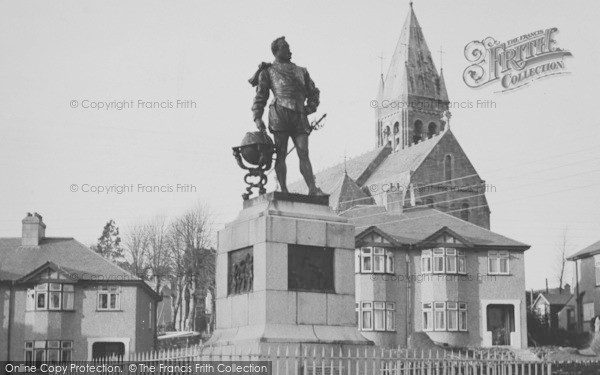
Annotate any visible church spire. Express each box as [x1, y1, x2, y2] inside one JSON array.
[[374, 3, 450, 149], [382, 3, 445, 102]]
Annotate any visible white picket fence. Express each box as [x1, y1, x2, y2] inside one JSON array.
[[93, 344, 561, 375]]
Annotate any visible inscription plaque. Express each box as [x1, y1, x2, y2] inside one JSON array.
[[288, 245, 334, 293]]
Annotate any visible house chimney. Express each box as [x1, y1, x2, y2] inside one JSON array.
[[22, 212, 46, 246], [564, 283, 571, 294]]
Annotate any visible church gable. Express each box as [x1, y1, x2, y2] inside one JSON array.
[[412, 130, 491, 229]]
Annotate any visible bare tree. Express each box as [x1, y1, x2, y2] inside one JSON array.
[[146, 215, 171, 293], [555, 226, 572, 294], [168, 204, 215, 331], [123, 222, 151, 280]]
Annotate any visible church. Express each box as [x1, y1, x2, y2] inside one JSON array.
[[290, 3, 529, 348]]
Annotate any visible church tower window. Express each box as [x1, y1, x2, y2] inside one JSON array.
[[428, 122, 437, 138], [461, 203, 470, 221], [413, 120, 423, 144], [444, 154, 453, 182]]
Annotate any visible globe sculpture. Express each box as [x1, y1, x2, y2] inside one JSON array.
[[232, 131, 278, 200]]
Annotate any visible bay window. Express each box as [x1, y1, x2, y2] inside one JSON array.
[[359, 301, 395, 332], [27, 283, 75, 311], [24, 340, 72, 363], [423, 301, 468, 332], [423, 248, 466, 274], [356, 247, 394, 274]]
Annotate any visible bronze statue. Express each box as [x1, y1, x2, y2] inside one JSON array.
[[250, 37, 324, 196]]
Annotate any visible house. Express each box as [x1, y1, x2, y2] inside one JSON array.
[[288, 4, 529, 348], [567, 239, 600, 332], [0, 213, 161, 361], [343, 205, 529, 348], [531, 291, 574, 330]]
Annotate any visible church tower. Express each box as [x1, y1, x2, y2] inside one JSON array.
[[376, 3, 449, 151]]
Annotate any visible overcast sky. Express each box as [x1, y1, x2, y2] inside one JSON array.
[[1, 0, 598, 290]]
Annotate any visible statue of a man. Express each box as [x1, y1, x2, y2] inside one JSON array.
[[251, 37, 324, 195]]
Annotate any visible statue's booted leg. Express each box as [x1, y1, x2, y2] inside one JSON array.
[[293, 134, 324, 196], [274, 132, 289, 193]]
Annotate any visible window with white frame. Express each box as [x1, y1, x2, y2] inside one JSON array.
[[423, 301, 468, 332], [434, 302, 446, 330], [422, 303, 433, 331], [488, 250, 510, 275], [459, 303, 468, 331], [26, 283, 74, 311], [422, 248, 466, 274], [421, 250, 432, 273], [358, 301, 395, 332], [457, 250, 466, 273], [24, 340, 72, 363], [373, 248, 385, 273], [446, 249, 457, 273], [433, 248, 445, 273], [356, 247, 394, 274], [447, 302, 458, 331], [97, 285, 120, 310]]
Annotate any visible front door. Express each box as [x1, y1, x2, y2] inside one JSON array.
[[487, 304, 515, 346]]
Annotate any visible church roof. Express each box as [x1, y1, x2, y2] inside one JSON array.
[[567, 239, 600, 260], [334, 173, 375, 213], [289, 145, 390, 195], [343, 205, 529, 249], [363, 131, 445, 187], [382, 4, 446, 102], [289, 130, 447, 210]]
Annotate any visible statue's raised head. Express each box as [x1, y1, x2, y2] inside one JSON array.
[[271, 36, 291, 62]]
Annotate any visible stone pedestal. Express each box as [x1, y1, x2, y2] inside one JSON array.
[[208, 192, 370, 346]]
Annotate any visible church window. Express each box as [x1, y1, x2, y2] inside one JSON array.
[[428, 122, 437, 138], [413, 120, 423, 143], [393, 122, 400, 134], [461, 203, 470, 221], [444, 154, 453, 182]]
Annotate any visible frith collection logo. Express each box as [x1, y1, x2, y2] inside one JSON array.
[[463, 28, 572, 92]]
